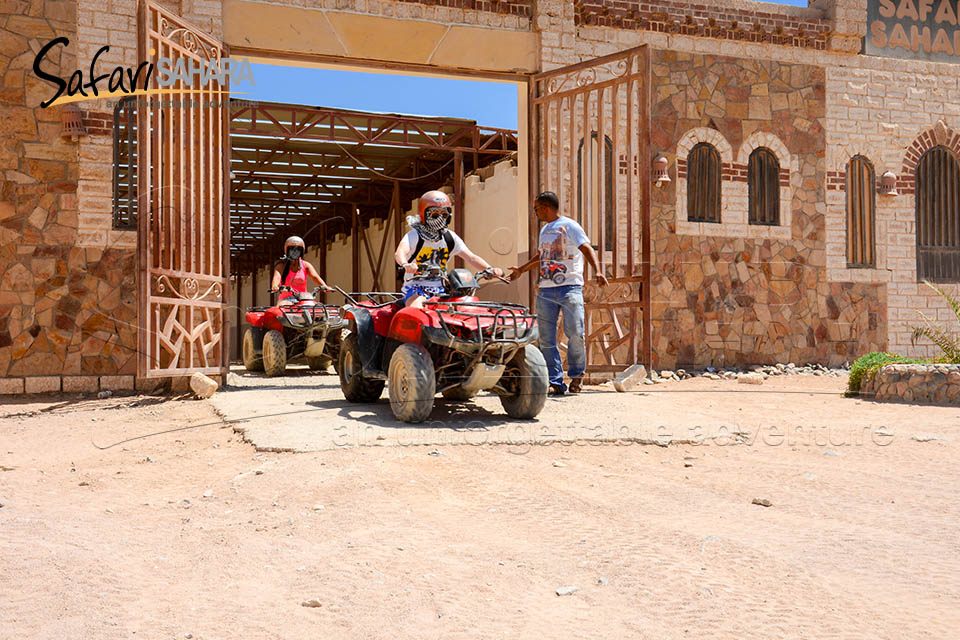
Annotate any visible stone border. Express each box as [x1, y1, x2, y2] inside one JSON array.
[[860, 363, 960, 405], [0, 375, 136, 395]]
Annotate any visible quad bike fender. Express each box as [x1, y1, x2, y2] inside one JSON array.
[[387, 307, 432, 344], [245, 310, 265, 326], [343, 306, 384, 372]]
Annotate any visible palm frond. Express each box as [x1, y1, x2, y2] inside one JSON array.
[[921, 280, 960, 324], [911, 324, 960, 363]]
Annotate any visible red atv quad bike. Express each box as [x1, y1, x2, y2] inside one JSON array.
[[242, 285, 344, 377], [337, 266, 548, 423]]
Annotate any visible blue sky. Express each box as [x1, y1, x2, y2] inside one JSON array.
[[231, 0, 810, 130]]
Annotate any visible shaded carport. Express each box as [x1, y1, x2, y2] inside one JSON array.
[[226, 100, 518, 357]]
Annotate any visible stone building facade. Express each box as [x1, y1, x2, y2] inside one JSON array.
[[1, 0, 958, 389]]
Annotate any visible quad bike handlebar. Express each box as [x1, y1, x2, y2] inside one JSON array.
[[410, 264, 509, 286]]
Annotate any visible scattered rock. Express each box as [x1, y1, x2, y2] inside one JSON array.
[[738, 373, 764, 385], [0, 500, 4, 508], [312, 504, 325, 511], [912, 434, 939, 442], [597, 577, 608, 586], [612, 364, 647, 392], [556, 585, 580, 596], [427, 449, 443, 456], [301, 599, 322, 608], [823, 450, 839, 457], [751, 498, 772, 507], [190, 372, 219, 399], [552, 460, 567, 468], [255, 470, 264, 475], [659, 370, 675, 379], [184, 634, 193, 639], [684, 462, 693, 468], [97, 390, 112, 399], [642, 378, 655, 385], [804, 472, 816, 480], [79, 481, 89, 486], [0, 465, 15, 472], [202, 490, 214, 498]]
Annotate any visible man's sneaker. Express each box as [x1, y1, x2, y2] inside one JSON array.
[[549, 384, 565, 396]]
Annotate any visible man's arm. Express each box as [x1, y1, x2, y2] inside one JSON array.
[[395, 235, 418, 274], [508, 254, 540, 281], [458, 247, 503, 278], [578, 243, 609, 287]]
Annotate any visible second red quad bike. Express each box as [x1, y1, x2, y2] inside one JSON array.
[[337, 266, 548, 423], [242, 285, 344, 377]]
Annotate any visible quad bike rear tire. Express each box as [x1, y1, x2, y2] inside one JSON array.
[[262, 330, 287, 377], [388, 343, 436, 423], [339, 333, 384, 402], [242, 328, 264, 372], [499, 344, 548, 419], [307, 354, 333, 372], [441, 386, 476, 401]]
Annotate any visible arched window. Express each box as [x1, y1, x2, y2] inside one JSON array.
[[687, 142, 721, 223], [916, 146, 960, 281], [748, 147, 780, 225], [846, 155, 876, 267], [112, 96, 138, 229], [577, 132, 614, 251]]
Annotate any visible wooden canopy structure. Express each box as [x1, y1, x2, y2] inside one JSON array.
[[228, 101, 518, 275]]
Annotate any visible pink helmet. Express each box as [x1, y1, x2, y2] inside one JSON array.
[[418, 190, 452, 224]]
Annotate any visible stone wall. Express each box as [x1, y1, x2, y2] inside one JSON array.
[[861, 363, 960, 405], [0, 0, 136, 390], [648, 50, 886, 369]]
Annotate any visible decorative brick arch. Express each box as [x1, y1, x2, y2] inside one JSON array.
[[737, 131, 790, 168], [901, 121, 960, 195], [829, 145, 878, 192], [676, 127, 733, 165]]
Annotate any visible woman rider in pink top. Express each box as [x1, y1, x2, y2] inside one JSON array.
[[270, 236, 333, 304]]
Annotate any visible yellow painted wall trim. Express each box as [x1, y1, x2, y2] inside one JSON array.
[[223, 0, 538, 74]]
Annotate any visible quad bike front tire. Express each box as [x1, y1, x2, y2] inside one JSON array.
[[441, 386, 477, 402], [388, 343, 436, 423], [242, 327, 264, 372], [338, 333, 384, 402], [499, 344, 549, 419], [261, 330, 287, 377]]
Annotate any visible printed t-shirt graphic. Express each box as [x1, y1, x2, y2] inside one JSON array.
[[401, 229, 467, 294], [538, 217, 589, 288]]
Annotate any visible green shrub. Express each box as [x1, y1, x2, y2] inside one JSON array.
[[846, 351, 925, 395], [911, 280, 960, 363]]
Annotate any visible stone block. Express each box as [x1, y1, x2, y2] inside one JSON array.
[[99, 375, 134, 390], [612, 365, 647, 393], [738, 372, 765, 385], [0, 377, 25, 394], [24, 376, 61, 393], [189, 372, 218, 399], [62, 376, 99, 392]]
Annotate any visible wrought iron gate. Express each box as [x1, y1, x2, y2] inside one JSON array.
[[529, 46, 652, 373], [137, 1, 231, 377]]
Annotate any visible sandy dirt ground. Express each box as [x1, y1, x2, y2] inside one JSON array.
[[1, 376, 959, 639]]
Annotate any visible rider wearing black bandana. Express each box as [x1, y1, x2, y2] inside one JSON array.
[[394, 190, 504, 309]]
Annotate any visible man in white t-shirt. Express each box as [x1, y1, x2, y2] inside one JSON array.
[[395, 190, 504, 309], [508, 191, 608, 395]]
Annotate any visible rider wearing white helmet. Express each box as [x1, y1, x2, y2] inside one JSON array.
[[394, 190, 504, 309], [271, 235, 332, 305]]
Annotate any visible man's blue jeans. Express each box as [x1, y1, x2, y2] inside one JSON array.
[[536, 285, 586, 390]]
